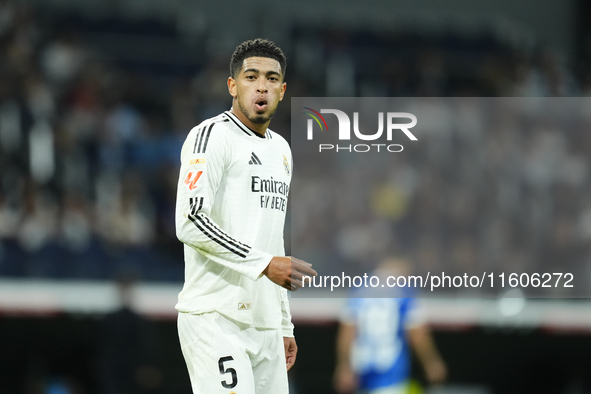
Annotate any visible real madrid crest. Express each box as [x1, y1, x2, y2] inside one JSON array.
[[283, 154, 290, 176]]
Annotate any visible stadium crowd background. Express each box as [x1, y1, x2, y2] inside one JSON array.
[[2, 0, 591, 393]]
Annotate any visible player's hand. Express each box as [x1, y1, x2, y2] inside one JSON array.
[[283, 336, 298, 371], [263, 256, 317, 291]]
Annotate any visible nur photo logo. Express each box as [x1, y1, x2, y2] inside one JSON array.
[[303, 107, 418, 153]]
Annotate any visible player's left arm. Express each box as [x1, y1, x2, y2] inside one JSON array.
[[280, 286, 297, 370], [280, 284, 294, 331], [280, 155, 296, 369]]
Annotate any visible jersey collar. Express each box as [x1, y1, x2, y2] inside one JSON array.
[[224, 111, 271, 140]]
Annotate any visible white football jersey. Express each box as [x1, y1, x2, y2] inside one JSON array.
[[175, 110, 294, 336]]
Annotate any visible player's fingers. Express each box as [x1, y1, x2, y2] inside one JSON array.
[[292, 260, 317, 277], [288, 277, 303, 291], [302, 265, 318, 277], [286, 357, 295, 371], [289, 270, 315, 290], [290, 278, 304, 289], [287, 352, 297, 370], [285, 341, 297, 370], [289, 256, 313, 268], [293, 266, 317, 279]]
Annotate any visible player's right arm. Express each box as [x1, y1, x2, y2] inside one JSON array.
[[176, 122, 273, 281], [175, 122, 315, 289]]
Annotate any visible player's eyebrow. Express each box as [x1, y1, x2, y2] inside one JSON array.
[[265, 70, 281, 78], [243, 68, 282, 78]]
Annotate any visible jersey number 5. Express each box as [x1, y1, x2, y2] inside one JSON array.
[[218, 356, 238, 389], [184, 171, 203, 191]]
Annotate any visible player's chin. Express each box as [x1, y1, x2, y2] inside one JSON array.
[[251, 114, 270, 124]]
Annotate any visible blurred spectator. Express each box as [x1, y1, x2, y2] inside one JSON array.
[[41, 30, 86, 90]]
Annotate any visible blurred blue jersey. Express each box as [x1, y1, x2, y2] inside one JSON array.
[[344, 297, 422, 390]]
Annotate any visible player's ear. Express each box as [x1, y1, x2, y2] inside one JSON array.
[[228, 77, 237, 98], [279, 81, 286, 101]]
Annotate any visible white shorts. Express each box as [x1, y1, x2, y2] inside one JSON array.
[[178, 311, 289, 394]]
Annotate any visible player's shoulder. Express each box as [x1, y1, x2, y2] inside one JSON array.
[[266, 128, 288, 144], [182, 113, 232, 158], [188, 113, 231, 139], [266, 128, 291, 151]]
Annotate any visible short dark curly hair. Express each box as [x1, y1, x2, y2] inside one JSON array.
[[230, 38, 286, 79]]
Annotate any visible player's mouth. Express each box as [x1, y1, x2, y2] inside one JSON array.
[[255, 98, 268, 112]]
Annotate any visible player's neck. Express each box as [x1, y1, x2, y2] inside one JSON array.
[[231, 106, 268, 137]]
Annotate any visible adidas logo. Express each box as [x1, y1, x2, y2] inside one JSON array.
[[248, 152, 262, 165], [238, 302, 251, 310]]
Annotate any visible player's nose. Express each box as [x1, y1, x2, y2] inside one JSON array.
[[256, 80, 268, 93]]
